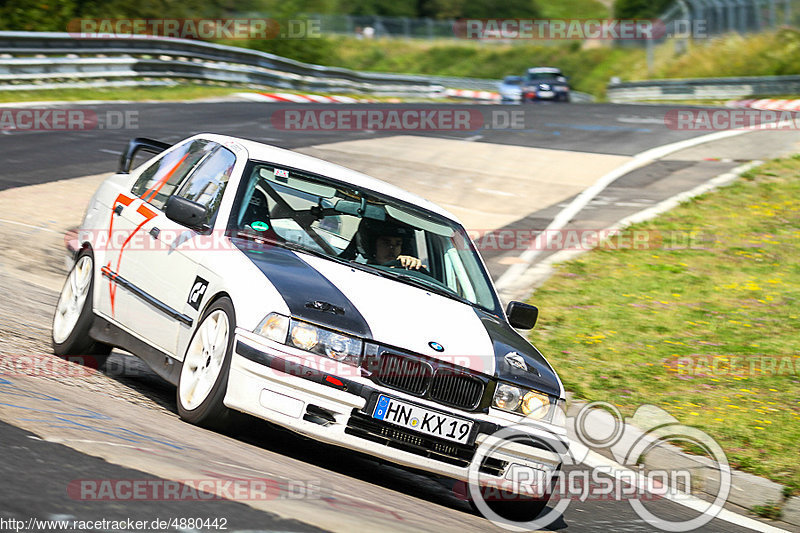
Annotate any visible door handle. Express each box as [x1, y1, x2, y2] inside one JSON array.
[[149, 227, 160, 240], [113, 204, 124, 216]]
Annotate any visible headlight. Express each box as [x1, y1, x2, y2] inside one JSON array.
[[288, 320, 362, 364], [290, 321, 319, 351], [255, 313, 289, 343], [493, 383, 554, 421], [321, 330, 361, 362], [521, 390, 550, 420], [255, 314, 362, 365], [494, 383, 522, 411]]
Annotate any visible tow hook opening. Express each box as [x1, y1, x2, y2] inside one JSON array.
[[304, 404, 337, 426]]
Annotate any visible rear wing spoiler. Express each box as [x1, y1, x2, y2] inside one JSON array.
[[118, 137, 171, 174]]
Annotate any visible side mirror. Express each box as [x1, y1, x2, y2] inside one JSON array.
[[165, 196, 208, 231], [506, 301, 538, 329]]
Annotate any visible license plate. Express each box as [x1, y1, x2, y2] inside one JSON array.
[[372, 395, 473, 444], [537, 91, 554, 98]]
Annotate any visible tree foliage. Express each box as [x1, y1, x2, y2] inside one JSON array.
[[0, 0, 236, 31], [613, 0, 674, 20], [0, 0, 543, 30]]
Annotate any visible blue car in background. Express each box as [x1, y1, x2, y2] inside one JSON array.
[[498, 75, 523, 102]]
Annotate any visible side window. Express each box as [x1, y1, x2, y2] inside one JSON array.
[[174, 146, 236, 226], [131, 139, 212, 209]]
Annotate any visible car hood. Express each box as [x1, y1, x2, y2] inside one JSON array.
[[235, 242, 562, 397]]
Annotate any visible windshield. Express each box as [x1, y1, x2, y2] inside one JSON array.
[[526, 72, 562, 82], [229, 161, 502, 315]]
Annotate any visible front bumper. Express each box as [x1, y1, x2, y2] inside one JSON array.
[[225, 331, 567, 495]]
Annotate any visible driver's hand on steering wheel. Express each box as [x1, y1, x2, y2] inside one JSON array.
[[397, 255, 422, 270]]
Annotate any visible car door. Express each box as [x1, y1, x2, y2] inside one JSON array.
[[100, 139, 207, 334], [109, 140, 236, 356]]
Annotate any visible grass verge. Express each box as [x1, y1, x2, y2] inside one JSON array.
[[0, 85, 247, 103], [527, 156, 800, 492]]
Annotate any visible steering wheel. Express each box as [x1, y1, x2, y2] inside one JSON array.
[[382, 259, 431, 276]]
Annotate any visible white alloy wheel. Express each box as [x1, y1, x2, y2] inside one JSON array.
[[179, 309, 230, 410], [53, 255, 93, 344]]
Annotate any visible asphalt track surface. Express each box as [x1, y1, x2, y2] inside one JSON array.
[[2, 101, 720, 189], [1, 100, 797, 533]]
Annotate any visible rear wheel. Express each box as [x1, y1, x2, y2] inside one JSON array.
[[52, 250, 111, 367], [177, 297, 236, 429]]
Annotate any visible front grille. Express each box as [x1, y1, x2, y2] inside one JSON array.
[[371, 350, 487, 411], [346, 413, 508, 475], [429, 368, 484, 410], [346, 412, 473, 467], [376, 353, 432, 395]]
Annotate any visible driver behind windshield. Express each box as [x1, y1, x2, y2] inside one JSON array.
[[356, 219, 423, 270]]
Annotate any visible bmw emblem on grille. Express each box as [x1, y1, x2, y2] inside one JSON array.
[[428, 341, 444, 352]]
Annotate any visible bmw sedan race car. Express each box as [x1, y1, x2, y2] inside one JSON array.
[[52, 133, 567, 520]]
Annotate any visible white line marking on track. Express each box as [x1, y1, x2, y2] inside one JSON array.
[[575, 441, 790, 533], [29, 435, 158, 451], [499, 160, 762, 301], [0, 218, 61, 233], [495, 126, 759, 296]]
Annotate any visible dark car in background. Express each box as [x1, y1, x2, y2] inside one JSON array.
[[522, 67, 570, 102]]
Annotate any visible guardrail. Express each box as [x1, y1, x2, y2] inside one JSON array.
[[0, 31, 507, 96], [607, 75, 800, 102], [0, 31, 594, 102]]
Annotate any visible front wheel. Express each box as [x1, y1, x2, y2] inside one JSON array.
[[52, 250, 111, 365], [177, 297, 236, 429], [468, 486, 551, 522]]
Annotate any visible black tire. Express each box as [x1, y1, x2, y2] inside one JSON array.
[[177, 296, 236, 429], [476, 492, 550, 522], [468, 488, 551, 522], [468, 462, 559, 522], [51, 249, 111, 368]]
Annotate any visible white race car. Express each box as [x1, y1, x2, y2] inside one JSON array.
[[52, 133, 567, 519]]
